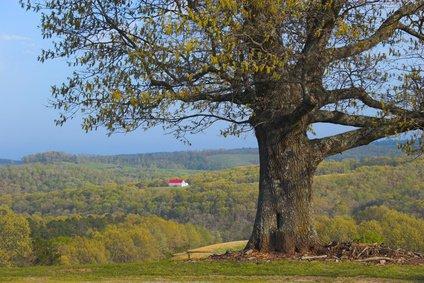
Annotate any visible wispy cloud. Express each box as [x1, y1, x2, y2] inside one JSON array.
[[0, 34, 31, 42], [0, 33, 37, 55]]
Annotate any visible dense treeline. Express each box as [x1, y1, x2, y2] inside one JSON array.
[[1, 150, 423, 265], [17, 141, 403, 170], [21, 149, 259, 170], [0, 208, 219, 267], [0, 163, 191, 194], [0, 158, 423, 242], [0, 156, 405, 194], [327, 140, 402, 161], [0, 159, 21, 165], [3, 203, 423, 267], [316, 206, 424, 252]]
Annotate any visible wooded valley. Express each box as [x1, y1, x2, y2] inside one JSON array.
[[0, 143, 423, 266]]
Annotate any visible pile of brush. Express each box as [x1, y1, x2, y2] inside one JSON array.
[[210, 242, 424, 264]]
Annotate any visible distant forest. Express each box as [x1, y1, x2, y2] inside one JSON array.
[[0, 142, 423, 266], [0, 159, 21, 165], [17, 140, 403, 170]]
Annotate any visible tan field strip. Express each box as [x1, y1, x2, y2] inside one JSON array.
[[173, 240, 248, 260]]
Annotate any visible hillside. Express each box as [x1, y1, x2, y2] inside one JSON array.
[[1, 142, 423, 267], [15, 140, 404, 170], [0, 155, 423, 249], [2, 157, 422, 218], [20, 148, 259, 170]]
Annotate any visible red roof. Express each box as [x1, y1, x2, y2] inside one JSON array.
[[168, 178, 184, 183]]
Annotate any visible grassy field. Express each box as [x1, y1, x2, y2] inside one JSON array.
[[2, 241, 420, 282], [0, 260, 423, 282]]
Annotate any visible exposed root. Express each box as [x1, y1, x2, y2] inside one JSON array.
[[209, 242, 424, 265]]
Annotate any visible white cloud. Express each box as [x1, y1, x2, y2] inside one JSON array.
[[0, 33, 37, 55], [0, 34, 31, 42]]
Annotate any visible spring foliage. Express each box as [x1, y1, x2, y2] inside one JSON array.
[[22, 214, 218, 266], [20, 0, 424, 151], [0, 207, 32, 267], [1, 155, 424, 261]]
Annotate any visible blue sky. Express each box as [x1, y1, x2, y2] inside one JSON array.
[[0, 1, 343, 160]]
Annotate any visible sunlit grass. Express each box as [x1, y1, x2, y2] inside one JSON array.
[[173, 240, 248, 260], [0, 260, 423, 282]]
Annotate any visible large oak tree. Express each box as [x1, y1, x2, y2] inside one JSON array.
[[22, 0, 424, 253]]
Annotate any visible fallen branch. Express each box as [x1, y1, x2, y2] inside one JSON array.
[[357, 247, 369, 258], [356, 257, 395, 262], [301, 255, 328, 260]]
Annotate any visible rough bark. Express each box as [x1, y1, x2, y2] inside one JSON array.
[[246, 124, 321, 254]]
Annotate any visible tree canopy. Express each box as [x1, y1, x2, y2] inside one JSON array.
[[0, 207, 32, 266], [21, 0, 424, 149]]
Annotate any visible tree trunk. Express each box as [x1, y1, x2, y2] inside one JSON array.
[[246, 124, 320, 254]]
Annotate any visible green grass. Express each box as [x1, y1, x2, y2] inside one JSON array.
[[0, 260, 423, 282]]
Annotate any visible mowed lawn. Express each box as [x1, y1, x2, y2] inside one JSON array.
[[0, 260, 423, 282]]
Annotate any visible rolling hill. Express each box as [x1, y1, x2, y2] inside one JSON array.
[[14, 140, 404, 170]]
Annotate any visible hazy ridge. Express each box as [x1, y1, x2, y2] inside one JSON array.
[[8, 140, 403, 170]]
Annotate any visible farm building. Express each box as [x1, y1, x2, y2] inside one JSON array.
[[168, 178, 189, 187]]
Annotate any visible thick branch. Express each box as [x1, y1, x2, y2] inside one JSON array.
[[327, 1, 424, 61], [302, 0, 346, 54], [323, 87, 367, 104], [313, 119, 424, 157], [311, 110, 384, 127], [323, 87, 422, 118]]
